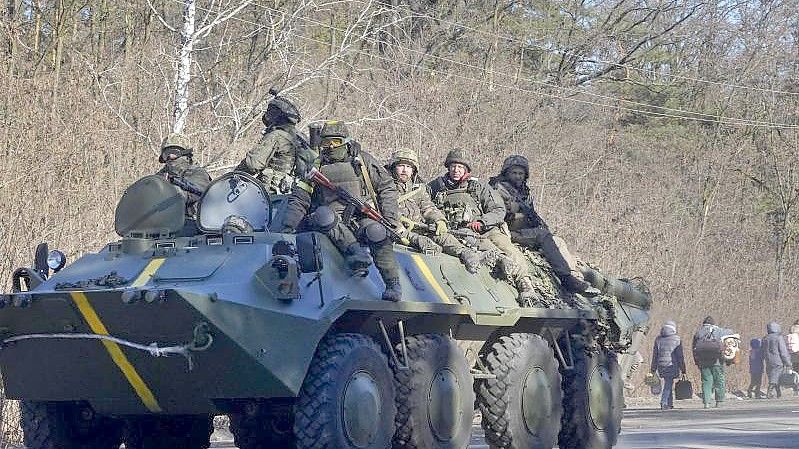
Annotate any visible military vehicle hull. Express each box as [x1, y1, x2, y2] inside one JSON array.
[[0, 174, 650, 449]]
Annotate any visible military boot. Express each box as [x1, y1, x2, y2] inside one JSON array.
[[345, 243, 372, 277], [382, 278, 402, 302], [459, 249, 483, 274], [561, 270, 592, 293], [516, 276, 540, 307]]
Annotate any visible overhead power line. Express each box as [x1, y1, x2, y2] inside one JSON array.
[[183, 1, 799, 129]]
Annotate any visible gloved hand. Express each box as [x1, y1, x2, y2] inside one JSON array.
[[394, 224, 411, 246], [434, 220, 448, 236], [466, 221, 484, 232], [399, 216, 416, 232]]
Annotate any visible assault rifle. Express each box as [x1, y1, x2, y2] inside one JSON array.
[[305, 168, 402, 239], [398, 217, 475, 239], [165, 174, 205, 197], [505, 186, 545, 228]]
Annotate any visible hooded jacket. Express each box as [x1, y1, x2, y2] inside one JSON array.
[[650, 322, 686, 375], [749, 338, 764, 374], [762, 321, 791, 370]]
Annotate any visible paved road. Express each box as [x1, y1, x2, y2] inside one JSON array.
[[209, 397, 799, 449]]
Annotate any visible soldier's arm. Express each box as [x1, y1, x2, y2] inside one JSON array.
[[477, 182, 507, 227], [369, 162, 400, 225], [236, 133, 285, 174]]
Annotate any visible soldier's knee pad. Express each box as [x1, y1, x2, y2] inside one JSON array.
[[309, 206, 338, 232], [360, 222, 388, 244]]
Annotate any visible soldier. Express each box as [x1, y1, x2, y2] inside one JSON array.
[[156, 133, 212, 235], [279, 121, 402, 302], [428, 149, 538, 304], [489, 155, 590, 292], [235, 89, 311, 194], [386, 149, 483, 273]]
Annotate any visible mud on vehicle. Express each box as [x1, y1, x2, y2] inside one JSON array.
[[0, 172, 650, 449]]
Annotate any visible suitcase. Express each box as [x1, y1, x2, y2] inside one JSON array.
[[675, 376, 693, 400]]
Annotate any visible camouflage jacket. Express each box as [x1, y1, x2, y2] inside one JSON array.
[[428, 174, 506, 229], [394, 178, 445, 226], [156, 158, 212, 218], [489, 175, 547, 230], [236, 125, 311, 194], [281, 150, 399, 230]]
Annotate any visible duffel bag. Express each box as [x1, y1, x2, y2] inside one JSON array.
[[675, 376, 693, 400]]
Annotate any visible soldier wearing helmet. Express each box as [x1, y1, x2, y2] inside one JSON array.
[[156, 133, 212, 235], [489, 154, 590, 293], [428, 149, 540, 305], [279, 121, 403, 302], [235, 89, 312, 194], [386, 149, 484, 273]]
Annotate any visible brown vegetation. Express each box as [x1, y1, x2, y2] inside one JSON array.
[[1, 0, 799, 431]]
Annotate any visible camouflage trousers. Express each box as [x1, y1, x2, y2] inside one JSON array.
[[407, 231, 468, 257], [471, 227, 530, 282], [511, 227, 579, 278], [323, 217, 400, 282]]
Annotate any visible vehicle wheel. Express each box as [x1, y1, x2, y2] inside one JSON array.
[[558, 340, 624, 449], [392, 334, 475, 449], [21, 401, 123, 449], [294, 333, 396, 449], [124, 414, 213, 449], [229, 401, 295, 449], [477, 333, 563, 449]]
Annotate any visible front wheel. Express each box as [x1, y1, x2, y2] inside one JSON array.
[[21, 401, 123, 449], [558, 341, 624, 449], [294, 333, 397, 449], [124, 414, 213, 449]]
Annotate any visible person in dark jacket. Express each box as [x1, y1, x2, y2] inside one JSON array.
[[650, 320, 686, 409], [692, 316, 726, 408], [747, 338, 765, 399], [761, 321, 792, 398]]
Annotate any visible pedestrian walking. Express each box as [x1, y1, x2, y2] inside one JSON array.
[[650, 320, 686, 410], [692, 316, 727, 408], [747, 338, 765, 399], [762, 321, 792, 399]]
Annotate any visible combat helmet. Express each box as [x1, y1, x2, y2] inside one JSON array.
[[501, 155, 529, 177], [159, 133, 193, 163], [318, 120, 353, 162], [389, 148, 419, 172], [443, 149, 470, 171], [263, 88, 301, 127]]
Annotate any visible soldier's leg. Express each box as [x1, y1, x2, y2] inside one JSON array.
[[409, 233, 443, 254], [358, 219, 402, 302], [513, 227, 589, 293], [433, 233, 482, 273], [310, 206, 371, 275], [482, 229, 539, 305]]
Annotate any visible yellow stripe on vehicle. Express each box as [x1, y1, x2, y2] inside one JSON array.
[[131, 258, 166, 288], [69, 292, 162, 413], [410, 254, 452, 304]]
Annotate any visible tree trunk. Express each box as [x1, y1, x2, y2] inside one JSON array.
[[173, 0, 196, 134]]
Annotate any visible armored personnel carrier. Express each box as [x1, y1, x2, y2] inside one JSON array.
[[0, 172, 650, 449]]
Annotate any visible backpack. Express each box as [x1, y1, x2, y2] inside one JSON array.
[[787, 333, 799, 354], [693, 328, 724, 364]]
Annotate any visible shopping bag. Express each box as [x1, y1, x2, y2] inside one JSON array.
[[645, 373, 662, 395], [675, 376, 693, 400]]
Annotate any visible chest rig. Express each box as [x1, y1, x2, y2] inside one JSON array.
[[430, 177, 483, 226]]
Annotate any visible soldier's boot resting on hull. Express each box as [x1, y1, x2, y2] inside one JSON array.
[[382, 278, 402, 302], [345, 243, 372, 277]]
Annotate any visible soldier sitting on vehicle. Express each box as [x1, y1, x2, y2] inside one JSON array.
[[278, 120, 403, 302], [234, 89, 314, 194], [489, 155, 590, 293], [428, 149, 540, 305], [386, 149, 484, 273], [156, 133, 212, 236]]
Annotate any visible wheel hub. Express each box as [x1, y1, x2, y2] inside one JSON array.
[[342, 371, 382, 448], [428, 368, 462, 442], [521, 366, 551, 434], [588, 364, 612, 431]]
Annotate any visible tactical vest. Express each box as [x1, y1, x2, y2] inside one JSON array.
[[315, 159, 371, 212], [264, 128, 299, 174], [396, 180, 427, 222], [429, 177, 483, 225]]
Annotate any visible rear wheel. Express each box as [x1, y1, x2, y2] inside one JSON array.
[[392, 334, 475, 449], [21, 401, 123, 449], [477, 333, 563, 449], [558, 340, 623, 449], [124, 414, 212, 449], [294, 333, 396, 449]]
